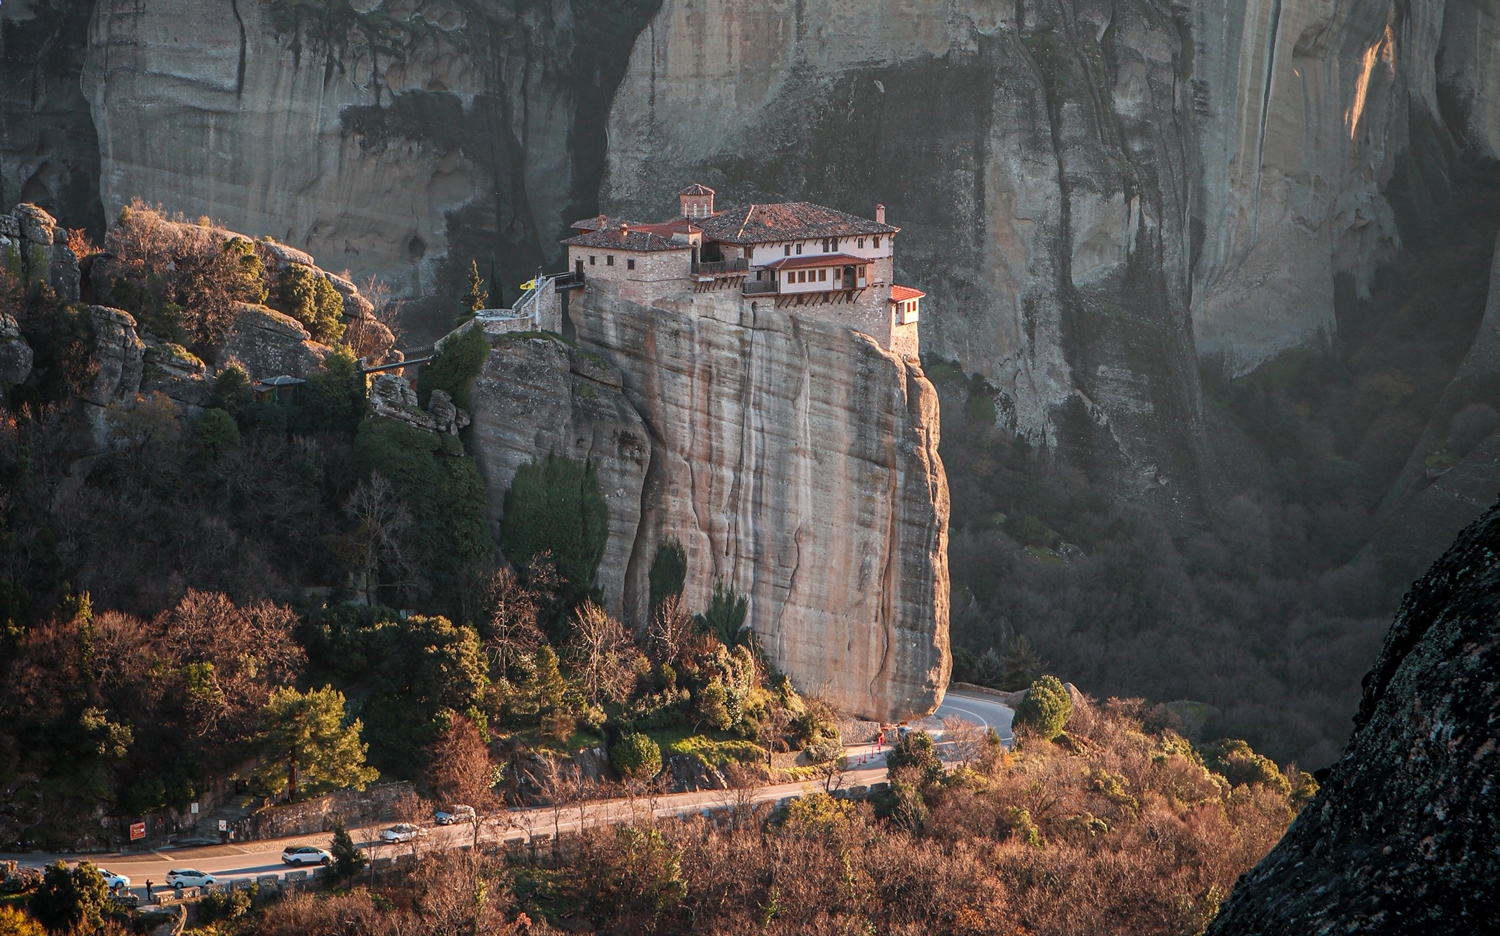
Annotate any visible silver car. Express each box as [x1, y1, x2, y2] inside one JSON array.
[[434, 805, 476, 826], [379, 823, 427, 844]]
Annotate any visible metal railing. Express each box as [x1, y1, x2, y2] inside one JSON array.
[[692, 258, 749, 275], [742, 279, 778, 295]]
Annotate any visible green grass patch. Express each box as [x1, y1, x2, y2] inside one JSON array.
[[493, 329, 575, 348], [645, 729, 765, 769]]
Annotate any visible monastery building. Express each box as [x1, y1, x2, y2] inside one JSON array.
[[562, 185, 924, 359]]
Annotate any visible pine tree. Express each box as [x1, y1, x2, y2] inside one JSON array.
[[1002, 636, 1044, 691], [251, 686, 379, 799], [532, 645, 568, 713], [329, 820, 366, 879]]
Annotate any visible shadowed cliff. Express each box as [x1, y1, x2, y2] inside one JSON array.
[[1206, 497, 1500, 934]]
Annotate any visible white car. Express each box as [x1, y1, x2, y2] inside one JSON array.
[[380, 823, 428, 844], [165, 869, 216, 888], [100, 869, 130, 889], [281, 845, 333, 866], [434, 805, 476, 826]]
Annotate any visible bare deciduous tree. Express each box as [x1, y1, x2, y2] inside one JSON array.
[[566, 601, 635, 705], [428, 714, 499, 851], [482, 567, 543, 676], [345, 471, 416, 605], [647, 594, 695, 664], [941, 715, 989, 770]]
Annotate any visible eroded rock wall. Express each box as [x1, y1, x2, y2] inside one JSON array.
[[1206, 498, 1500, 933], [467, 335, 650, 618], [74, 0, 659, 340], [599, 0, 1205, 524], [565, 281, 950, 722]]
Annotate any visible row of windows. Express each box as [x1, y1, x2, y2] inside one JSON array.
[[587, 254, 635, 270], [780, 235, 882, 257], [784, 265, 866, 284]]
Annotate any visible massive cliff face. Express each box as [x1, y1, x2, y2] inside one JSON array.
[[0, 1, 105, 236], [603, 0, 1212, 523], [579, 283, 951, 722], [467, 335, 651, 617], [1206, 498, 1500, 934], [596, 0, 1500, 526], [465, 283, 951, 722], [64, 0, 660, 339], [5, 0, 1499, 516]]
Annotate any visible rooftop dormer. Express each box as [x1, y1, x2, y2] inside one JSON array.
[[679, 183, 715, 219]]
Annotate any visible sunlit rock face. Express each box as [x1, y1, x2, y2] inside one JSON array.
[[1206, 497, 1500, 933], [570, 282, 951, 723]]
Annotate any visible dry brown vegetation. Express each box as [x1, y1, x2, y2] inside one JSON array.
[[217, 698, 1297, 936]]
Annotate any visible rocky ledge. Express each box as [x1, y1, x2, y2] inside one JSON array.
[[1207, 500, 1500, 933]]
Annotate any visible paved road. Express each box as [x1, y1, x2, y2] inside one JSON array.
[[935, 688, 1016, 741], [3, 689, 1011, 903]]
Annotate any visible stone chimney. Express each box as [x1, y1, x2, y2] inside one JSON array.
[[679, 183, 715, 219], [875, 203, 886, 224]]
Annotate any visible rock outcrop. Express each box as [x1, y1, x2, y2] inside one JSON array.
[[467, 335, 650, 618], [1, 203, 81, 302], [0, 313, 32, 386], [1206, 499, 1500, 934], [85, 305, 146, 408], [558, 281, 951, 722], [141, 341, 210, 408], [368, 373, 471, 436], [218, 303, 330, 380]]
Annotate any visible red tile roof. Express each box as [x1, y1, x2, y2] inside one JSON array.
[[761, 252, 868, 271], [570, 214, 611, 232], [698, 202, 898, 244], [891, 285, 925, 301], [679, 183, 715, 195]]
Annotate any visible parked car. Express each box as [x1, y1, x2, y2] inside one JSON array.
[[281, 845, 333, 866], [434, 805, 476, 826], [165, 869, 216, 888], [99, 869, 131, 889], [380, 823, 428, 844]]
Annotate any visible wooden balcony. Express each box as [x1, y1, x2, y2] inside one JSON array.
[[692, 258, 749, 276]]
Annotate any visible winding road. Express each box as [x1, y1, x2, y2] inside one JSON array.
[[1, 689, 1010, 901]]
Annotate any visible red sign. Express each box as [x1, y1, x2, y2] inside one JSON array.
[[129, 822, 146, 841]]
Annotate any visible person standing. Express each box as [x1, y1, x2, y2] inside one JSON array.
[[145, 880, 153, 900]]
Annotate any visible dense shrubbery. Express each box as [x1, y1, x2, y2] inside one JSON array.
[[354, 416, 493, 618], [98, 201, 269, 353], [184, 698, 1301, 936], [498, 450, 609, 607], [418, 323, 490, 409], [609, 732, 662, 781], [273, 262, 345, 343], [1013, 674, 1073, 740]]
